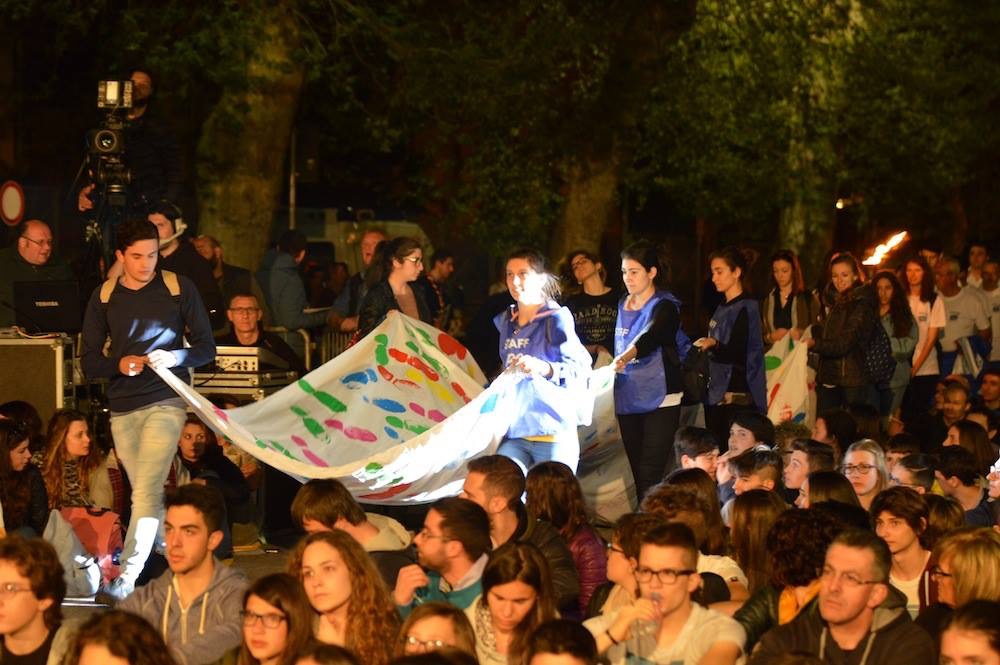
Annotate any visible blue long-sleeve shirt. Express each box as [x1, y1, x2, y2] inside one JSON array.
[[80, 271, 216, 413]]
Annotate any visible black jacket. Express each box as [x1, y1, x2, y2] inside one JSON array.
[[750, 587, 936, 665], [813, 285, 879, 388], [735, 584, 819, 653], [160, 242, 226, 330], [512, 502, 581, 613], [357, 279, 432, 337]]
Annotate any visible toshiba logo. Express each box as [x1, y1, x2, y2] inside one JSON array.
[[34, 300, 60, 307]]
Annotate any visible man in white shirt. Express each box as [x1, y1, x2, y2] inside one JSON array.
[[934, 256, 991, 376], [981, 260, 1000, 363], [584, 523, 745, 665]]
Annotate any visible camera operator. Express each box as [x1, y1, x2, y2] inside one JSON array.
[[77, 68, 183, 215]]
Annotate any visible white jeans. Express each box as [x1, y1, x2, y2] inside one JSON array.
[[110, 404, 185, 585]]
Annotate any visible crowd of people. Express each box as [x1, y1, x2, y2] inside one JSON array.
[[3, 198, 1000, 665]]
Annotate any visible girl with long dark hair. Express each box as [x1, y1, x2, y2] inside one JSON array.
[[695, 247, 767, 448], [761, 249, 820, 347], [612, 241, 686, 497], [41, 408, 119, 512], [0, 419, 48, 536], [493, 248, 591, 472], [902, 255, 946, 418], [873, 270, 918, 429]]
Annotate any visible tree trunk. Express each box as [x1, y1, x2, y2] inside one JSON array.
[[550, 156, 620, 262], [195, 8, 304, 272], [778, 156, 836, 278]]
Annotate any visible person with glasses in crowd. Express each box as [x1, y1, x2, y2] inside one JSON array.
[[586, 523, 745, 665], [395, 602, 477, 658], [235, 573, 316, 665], [393, 497, 492, 616], [357, 237, 432, 338], [751, 528, 935, 665], [215, 292, 306, 375], [0, 536, 77, 665], [0, 219, 74, 328], [840, 439, 890, 512]]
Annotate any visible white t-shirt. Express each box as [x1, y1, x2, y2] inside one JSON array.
[[940, 287, 990, 375], [585, 603, 745, 665], [698, 553, 748, 588], [890, 572, 922, 619], [985, 289, 1000, 361], [908, 295, 947, 376]]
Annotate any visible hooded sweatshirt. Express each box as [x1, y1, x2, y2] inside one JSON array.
[[749, 586, 936, 665], [120, 561, 248, 665]]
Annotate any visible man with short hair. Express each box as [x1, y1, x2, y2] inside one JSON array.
[[871, 487, 936, 618], [290, 478, 412, 586], [717, 412, 774, 503], [461, 455, 580, 611], [934, 256, 991, 377], [751, 528, 935, 665], [980, 368, 1000, 411], [0, 536, 76, 665], [981, 261, 1000, 365], [935, 446, 994, 527], [913, 380, 971, 455], [256, 230, 341, 358], [730, 449, 783, 496], [81, 218, 216, 600], [394, 497, 491, 615], [192, 234, 252, 308], [417, 249, 461, 331], [0, 219, 74, 327], [586, 523, 745, 665], [526, 619, 600, 665], [120, 484, 247, 665], [784, 438, 836, 492], [331, 227, 389, 332], [673, 426, 720, 479], [215, 293, 305, 375]]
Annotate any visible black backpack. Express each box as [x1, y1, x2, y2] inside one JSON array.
[[861, 307, 896, 385], [681, 345, 711, 404]]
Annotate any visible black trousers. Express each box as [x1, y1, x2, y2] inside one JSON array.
[[618, 405, 681, 504]]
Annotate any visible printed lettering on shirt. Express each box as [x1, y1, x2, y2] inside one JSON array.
[[918, 314, 928, 322], [503, 338, 531, 350]]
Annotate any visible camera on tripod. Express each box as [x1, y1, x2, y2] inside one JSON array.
[[85, 80, 134, 207]]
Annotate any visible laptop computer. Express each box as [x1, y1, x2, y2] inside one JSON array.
[[12, 280, 83, 334]]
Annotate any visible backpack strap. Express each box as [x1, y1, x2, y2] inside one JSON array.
[[161, 270, 181, 297], [99, 278, 117, 304]]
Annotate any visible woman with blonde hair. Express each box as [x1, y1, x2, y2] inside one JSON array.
[[917, 527, 1000, 645], [466, 542, 557, 665], [841, 439, 889, 511], [288, 530, 400, 665], [396, 602, 477, 657], [41, 408, 119, 512]]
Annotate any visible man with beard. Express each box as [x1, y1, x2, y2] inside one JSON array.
[[78, 68, 183, 216], [192, 234, 253, 310], [120, 484, 247, 665], [393, 497, 492, 617]]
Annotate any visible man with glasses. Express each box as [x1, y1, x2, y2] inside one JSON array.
[[120, 484, 247, 665], [586, 523, 745, 664], [751, 528, 934, 664], [0, 536, 76, 664], [0, 219, 74, 327], [394, 497, 492, 616], [215, 293, 304, 375]]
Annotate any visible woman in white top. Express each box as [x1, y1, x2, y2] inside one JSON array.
[[902, 256, 946, 422]]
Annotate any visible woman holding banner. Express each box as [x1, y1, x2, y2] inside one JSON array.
[[611, 241, 684, 499], [358, 237, 432, 338], [761, 249, 820, 347], [494, 248, 591, 473], [695, 246, 767, 450]]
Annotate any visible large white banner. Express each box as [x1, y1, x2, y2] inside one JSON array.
[[156, 311, 633, 514]]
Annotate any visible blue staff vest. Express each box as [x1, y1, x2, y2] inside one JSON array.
[[614, 291, 683, 415], [707, 297, 767, 412]]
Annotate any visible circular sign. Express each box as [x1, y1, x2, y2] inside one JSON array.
[[1, 181, 25, 226]]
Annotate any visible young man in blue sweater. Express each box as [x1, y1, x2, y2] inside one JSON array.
[[394, 497, 492, 617], [81, 218, 216, 600]]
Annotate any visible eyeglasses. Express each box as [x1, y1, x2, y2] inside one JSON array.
[[228, 307, 260, 315], [0, 583, 33, 598], [930, 566, 953, 580], [841, 464, 875, 476], [403, 635, 447, 650], [634, 567, 695, 585], [241, 611, 286, 628], [20, 236, 53, 248], [606, 543, 625, 556], [403, 256, 424, 265], [417, 527, 451, 542], [819, 566, 882, 588]]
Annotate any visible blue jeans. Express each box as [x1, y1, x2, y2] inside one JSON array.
[[497, 431, 581, 474], [111, 403, 186, 585]]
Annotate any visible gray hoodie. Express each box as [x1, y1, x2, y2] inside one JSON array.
[[120, 562, 248, 665]]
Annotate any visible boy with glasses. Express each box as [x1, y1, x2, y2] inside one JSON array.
[[585, 523, 745, 664]]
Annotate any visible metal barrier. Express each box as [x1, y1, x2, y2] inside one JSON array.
[[319, 330, 354, 364], [263, 327, 313, 371]]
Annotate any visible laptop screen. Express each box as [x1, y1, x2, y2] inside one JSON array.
[[12, 280, 82, 334]]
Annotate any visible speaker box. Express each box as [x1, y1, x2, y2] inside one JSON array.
[[0, 335, 75, 425]]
